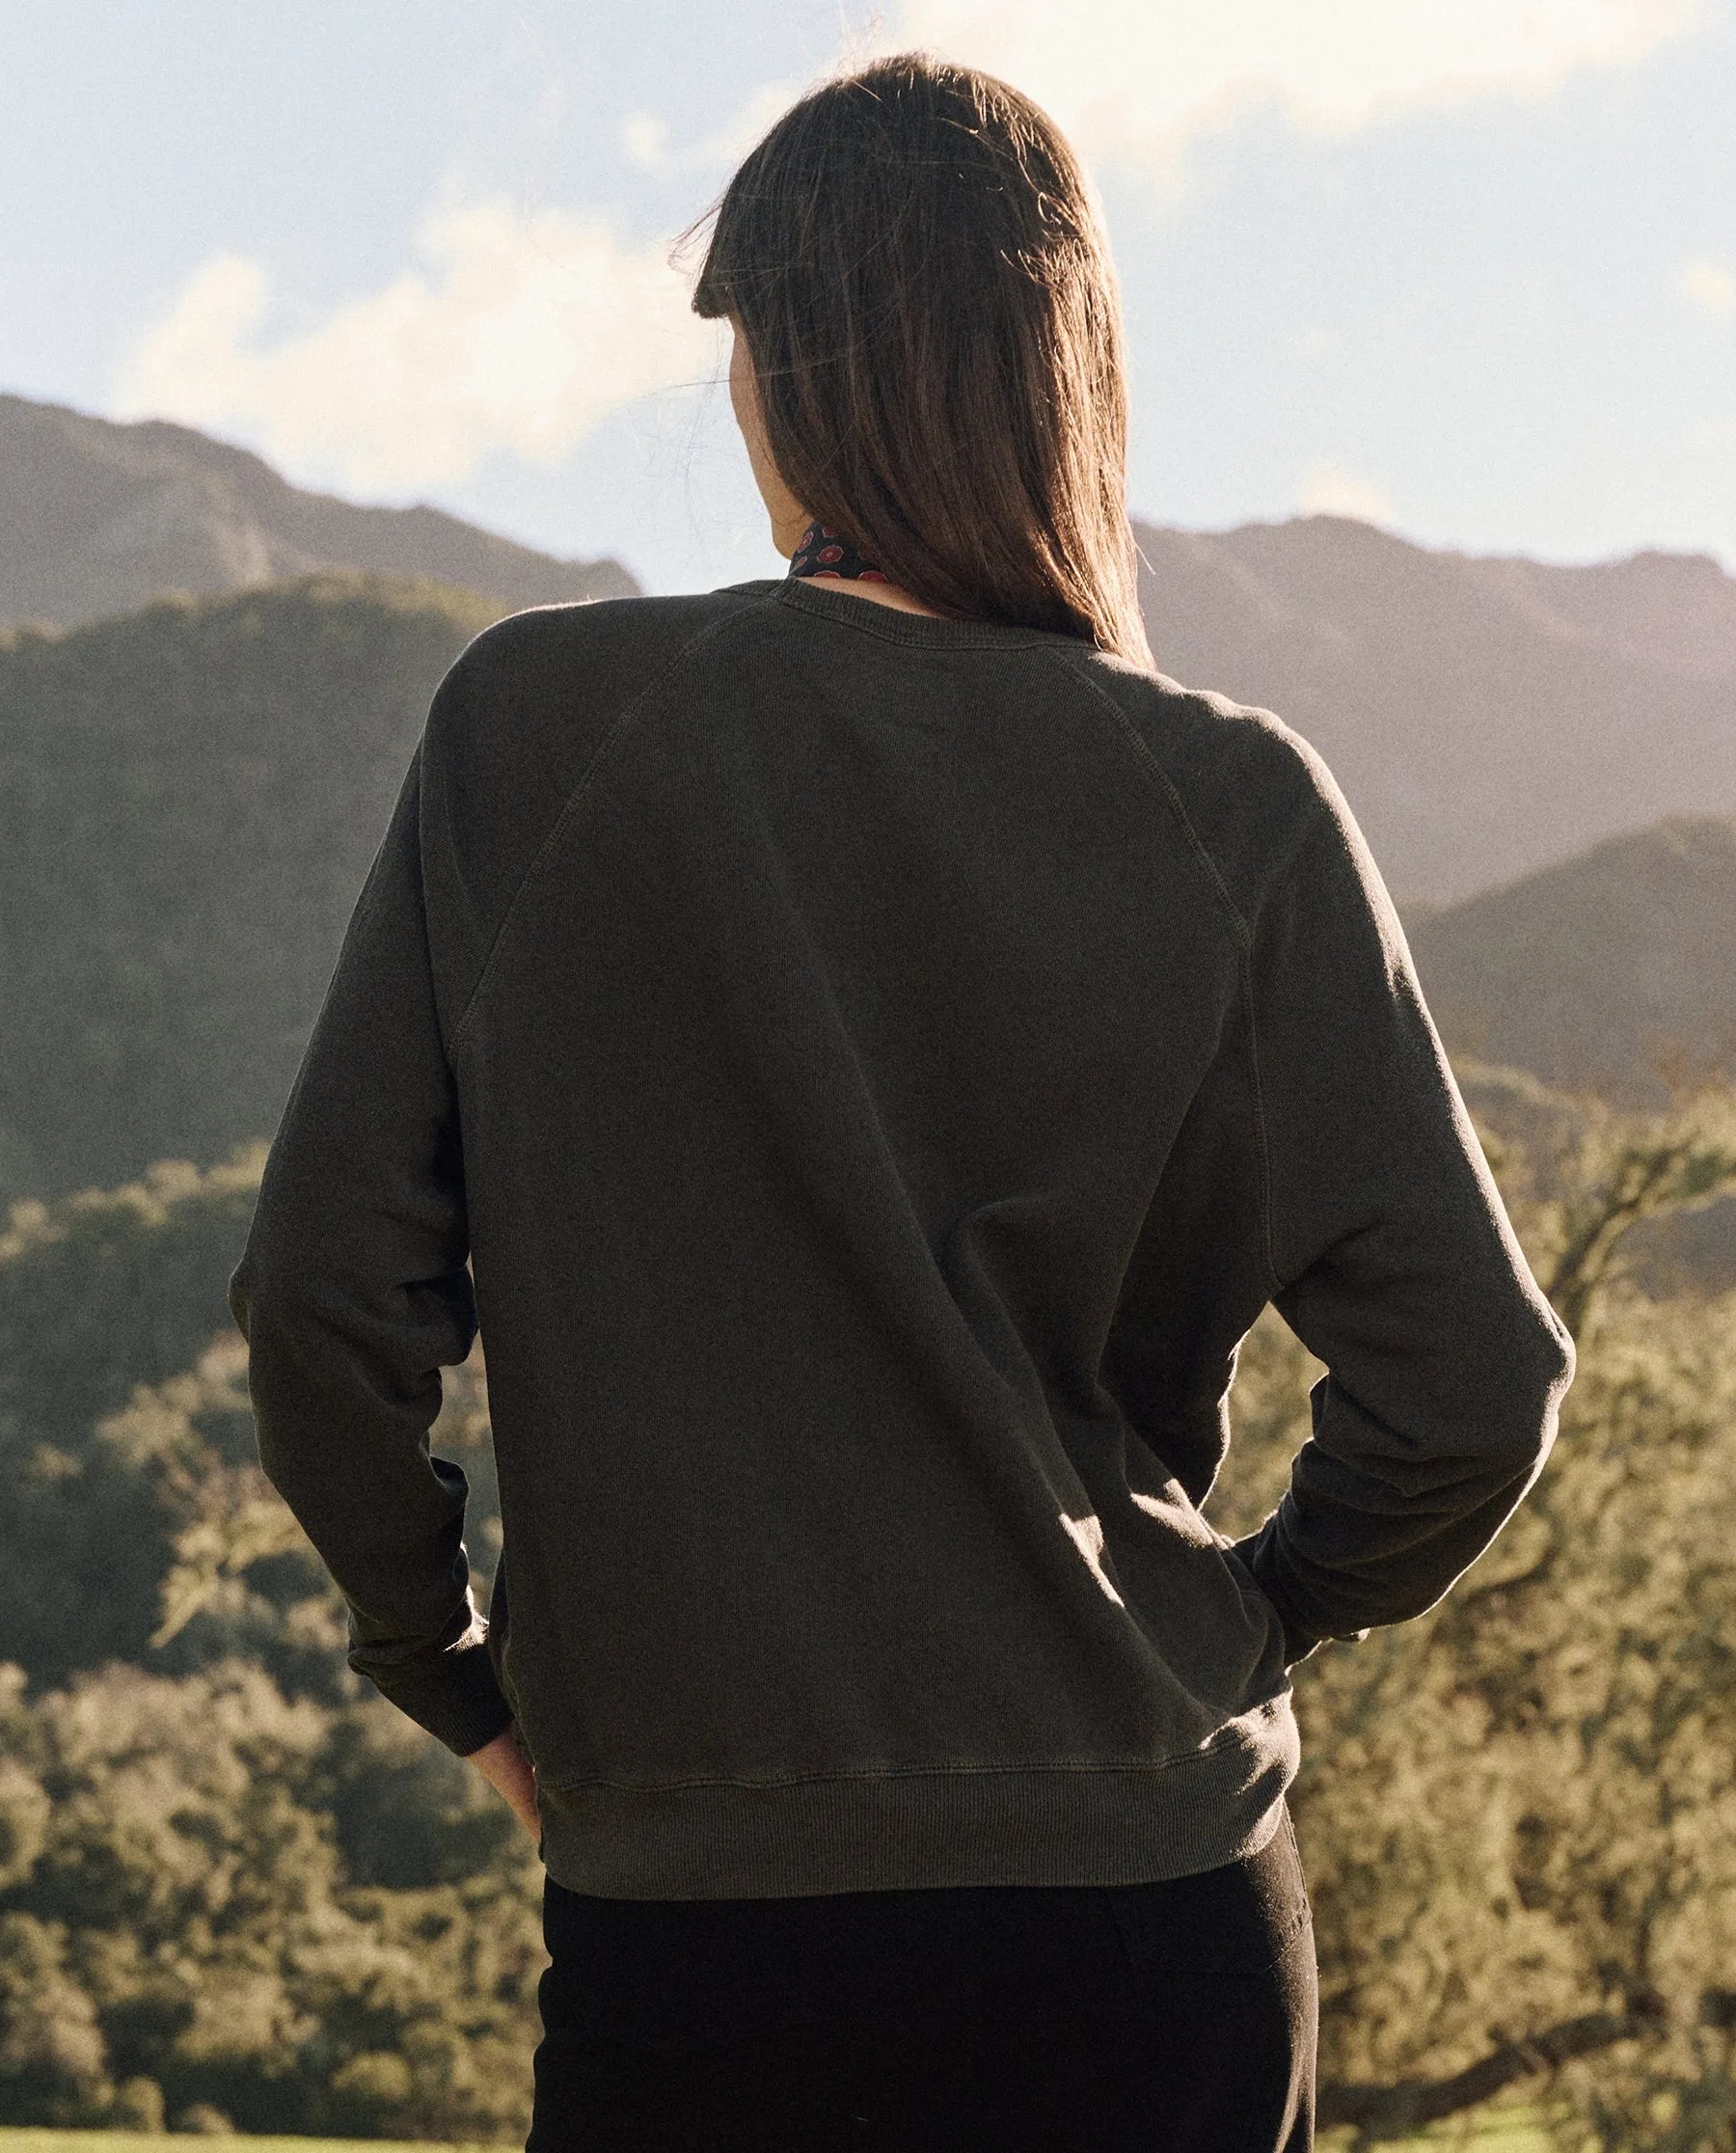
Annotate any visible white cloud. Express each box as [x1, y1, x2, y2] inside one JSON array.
[[620, 80, 808, 174], [619, 113, 671, 171], [1296, 460, 1395, 523], [896, 1, 1703, 180], [1678, 257, 1736, 315], [113, 198, 723, 493]]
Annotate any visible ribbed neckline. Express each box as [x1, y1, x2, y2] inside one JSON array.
[[770, 573, 1062, 651]]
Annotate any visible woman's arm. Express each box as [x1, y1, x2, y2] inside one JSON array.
[[467, 1723, 540, 1842], [229, 745, 515, 1760], [1229, 749, 1575, 1653]]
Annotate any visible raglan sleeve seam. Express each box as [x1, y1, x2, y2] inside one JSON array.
[[1042, 649, 1256, 949], [446, 594, 782, 1058], [1242, 782, 1364, 1301]]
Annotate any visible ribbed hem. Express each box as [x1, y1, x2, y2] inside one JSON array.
[[535, 1697, 1299, 1900]]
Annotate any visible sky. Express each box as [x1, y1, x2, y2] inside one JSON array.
[[3, 0, 1733, 595]]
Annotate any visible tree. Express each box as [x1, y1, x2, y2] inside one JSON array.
[[1209, 1067, 1736, 2148], [0, 1152, 527, 2138], [8, 1068, 1736, 2141], [0, 1146, 500, 1696], [0, 1656, 543, 2139]]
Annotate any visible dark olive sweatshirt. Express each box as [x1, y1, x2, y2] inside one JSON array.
[[230, 573, 1574, 1900]]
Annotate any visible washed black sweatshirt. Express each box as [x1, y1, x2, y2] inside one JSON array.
[[230, 573, 1574, 1899]]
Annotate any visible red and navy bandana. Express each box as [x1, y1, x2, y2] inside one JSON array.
[[788, 520, 890, 584]]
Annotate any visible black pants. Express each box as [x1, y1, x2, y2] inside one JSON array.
[[526, 1806, 1316, 2152]]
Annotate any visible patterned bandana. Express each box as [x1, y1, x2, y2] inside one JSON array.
[[788, 519, 890, 585]]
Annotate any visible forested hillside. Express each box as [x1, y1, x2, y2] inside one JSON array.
[[4, 1075, 1733, 2142], [1406, 814, 1736, 1100], [0, 1156, 531, 2139], [1217, 1065, 1736, 2148], [0, 574, 500, 1205], [1407, 816, 1736, 1293]]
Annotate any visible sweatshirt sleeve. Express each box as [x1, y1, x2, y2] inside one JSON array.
[[228, 744, 514, 1758], [1228, 742, 1574, 1656]]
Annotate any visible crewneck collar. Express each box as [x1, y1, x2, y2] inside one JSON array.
[[772, 573, 1061, 651]]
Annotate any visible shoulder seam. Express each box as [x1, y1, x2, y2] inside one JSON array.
[[1044, 646, 1328, 1299], [1044, 646, 1276, 1286], [446, 590, 780, 1055], [1240, 949, 1282, 1297], [1247, 791, 1342, 1295], [1041, 646, 1253, 951]]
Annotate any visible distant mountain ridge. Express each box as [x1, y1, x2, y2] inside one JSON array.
[[1134, 516, 1736, 902], [8, 390, 1736, 902], [1407, 814, 1736, 1293], [0, 392, 638, 629], [1405, 813, 1736, 1102]]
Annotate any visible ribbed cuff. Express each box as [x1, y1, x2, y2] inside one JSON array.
[[363, 1632, 517, 1758], [1228, 1524, 1324, 1669]]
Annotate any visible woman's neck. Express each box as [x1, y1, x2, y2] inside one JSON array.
[[785, 517, 947, 619]]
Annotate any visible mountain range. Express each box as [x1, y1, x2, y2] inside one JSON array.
[[9, 390, 1734, 905], [0, 392, 637, 631], [1133, 515, 1736, 903], [2, 391, 1731, 1239]]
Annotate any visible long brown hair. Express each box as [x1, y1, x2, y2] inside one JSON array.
[[681, 52, 1153, 668]]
